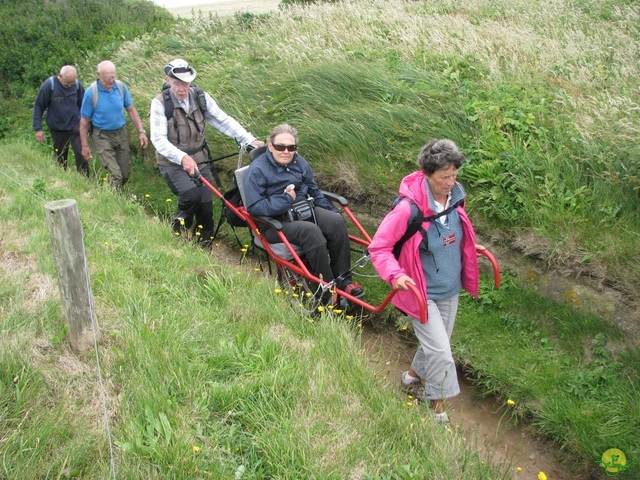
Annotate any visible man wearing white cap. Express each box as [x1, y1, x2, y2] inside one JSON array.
[[150, 58, 264, 247]]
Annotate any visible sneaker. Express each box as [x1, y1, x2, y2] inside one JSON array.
[[400, 371, 421, 387], [399, 371, 423, 396], [431, 411, 450, 424]]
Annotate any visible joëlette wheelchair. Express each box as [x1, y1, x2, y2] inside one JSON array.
[[196, 146, 500, 321]]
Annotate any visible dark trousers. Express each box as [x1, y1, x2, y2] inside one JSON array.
[[263, 206, 353, 287], [50, 128, 89, 176], [159, 163, 215, 238]]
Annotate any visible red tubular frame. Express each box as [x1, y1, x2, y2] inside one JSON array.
[[196, 172, 499, 324]]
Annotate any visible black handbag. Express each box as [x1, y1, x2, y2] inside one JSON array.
[[288, 197, 316, 223]]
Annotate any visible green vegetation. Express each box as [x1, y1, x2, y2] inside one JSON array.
[[0, 0, 173, 97], [1, 144, 506, 479], [1, 0, 639, 478], [14, 0, 635, 297], [455, 276, 639, 474]]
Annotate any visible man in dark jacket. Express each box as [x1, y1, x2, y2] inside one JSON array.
[[32, 65, 89, 176]]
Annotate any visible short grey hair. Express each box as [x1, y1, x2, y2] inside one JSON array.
[[418, 139, 465, 175], [268, 124, 298, 144]]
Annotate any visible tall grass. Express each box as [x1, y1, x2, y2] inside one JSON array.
[[87, 0, 640, 298]]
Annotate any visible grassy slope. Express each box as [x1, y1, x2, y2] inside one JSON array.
[[1, 144, 506, 479], [2, 0, 639, 477], [101, 0, 639, 300]]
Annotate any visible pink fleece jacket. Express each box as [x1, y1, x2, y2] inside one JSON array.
[[369, 171, 479, 321]]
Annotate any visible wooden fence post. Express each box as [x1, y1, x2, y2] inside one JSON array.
[[45, 199, 99, 353]]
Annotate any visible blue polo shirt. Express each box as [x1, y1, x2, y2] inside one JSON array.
[[80, 80, 133, 130]]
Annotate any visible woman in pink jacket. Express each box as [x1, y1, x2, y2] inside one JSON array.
[[369, 139, 479, 423]]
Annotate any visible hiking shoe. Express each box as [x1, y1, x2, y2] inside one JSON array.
[[197, 231, 215, 251], [171, 211, 193, 237], [343, 283, 365, 299]]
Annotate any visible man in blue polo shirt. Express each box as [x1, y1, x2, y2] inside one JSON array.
[[79, 60, 148, 191]]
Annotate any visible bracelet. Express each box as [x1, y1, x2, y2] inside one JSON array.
[[138, 130, 146, 135]]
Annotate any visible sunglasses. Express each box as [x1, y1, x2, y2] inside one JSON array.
[[272, 144, 297, 152]]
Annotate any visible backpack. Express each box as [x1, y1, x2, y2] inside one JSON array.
[[49, 76, 80, 91], [212, 183, 247, 248], [90, 80, 125, 108], [391, 196, 465, 259], [221, 186, 247, 228], [161, 83, 207, 121]]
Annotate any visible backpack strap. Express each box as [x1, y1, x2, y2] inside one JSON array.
[[91, 80, 125, 109], [162, 84, 207, 121], [392, 196, 465, 259], [392, 197, 424, 259], [50, 76, 80, 91]]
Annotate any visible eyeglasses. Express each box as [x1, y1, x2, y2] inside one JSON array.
[[272, 144, 297, 152], [101, 74, 117, 81]]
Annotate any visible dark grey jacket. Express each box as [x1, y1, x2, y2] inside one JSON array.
[[243, 150, 337, 218]]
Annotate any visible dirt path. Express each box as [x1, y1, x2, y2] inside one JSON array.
[[361, 327, 576, 480]]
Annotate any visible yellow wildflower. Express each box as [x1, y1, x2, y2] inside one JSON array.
[[507, 399, 515, 406], [317, 306, 325, 312], [192, 446, 200, 452], [166, 198, 172, 202], [144, 193, 150, 198], [274, 288, 282, 294], [517, 467, 522, 472], [538, 472, 547, 480]]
